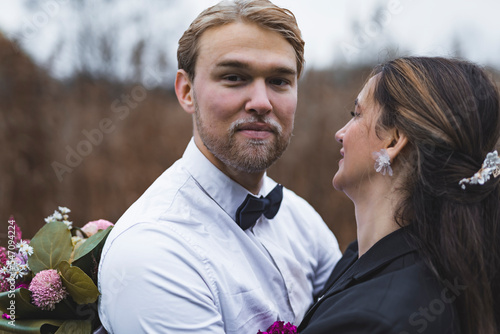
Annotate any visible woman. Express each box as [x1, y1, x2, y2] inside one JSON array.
[[298, 57, 500, 334]]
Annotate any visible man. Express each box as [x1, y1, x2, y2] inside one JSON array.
[[98, 1, 341, 333]]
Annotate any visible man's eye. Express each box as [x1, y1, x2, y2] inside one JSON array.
[[269, 78, 289, 86], [224, 75, 243, 82]]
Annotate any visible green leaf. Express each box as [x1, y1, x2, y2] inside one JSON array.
[[54, 320, 92, 334], [58, 262, 99, 305], [71, 227, 112, 282], [28, 221, 73, 274], [72, 227, 112, 263], [0, 318, 63, 334], [0, 288, 39, 319]]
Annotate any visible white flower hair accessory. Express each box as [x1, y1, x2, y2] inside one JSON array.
[[372, 149, 393, 176], [459, 150, 500, 190]]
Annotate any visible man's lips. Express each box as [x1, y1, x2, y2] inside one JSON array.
[[237, 123, 274, 132], [237, 123, 274, 139]]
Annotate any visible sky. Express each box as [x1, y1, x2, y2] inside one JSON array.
[[0, 0, 499, 83]]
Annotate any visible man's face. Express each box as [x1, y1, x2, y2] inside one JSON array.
[[190, 21, 298, 174]]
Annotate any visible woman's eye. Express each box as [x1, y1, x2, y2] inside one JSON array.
[[350, 111, 360, 118]]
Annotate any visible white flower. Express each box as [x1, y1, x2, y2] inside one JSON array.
[[46, 210, 63, 223], [16, 240, 27, 247], [71, 236, 85, 251], [52, 211, 63, 221], [63, 220, 73, 230], [0, 267, 9, 276], [17, 241, 34, 256], [58, 206, 71, 214], [5, 257, 29, 279], [6, 260, 24, 279], [9, 268, 22, 279], [6, 259, 17, 269], [18, 264, 30, 276]]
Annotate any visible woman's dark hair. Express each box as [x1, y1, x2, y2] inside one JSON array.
[[371, 57, 500, 334]]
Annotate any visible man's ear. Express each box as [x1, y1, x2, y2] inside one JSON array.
[[175, 69, 195, 114], [386, 129, 408, 161]]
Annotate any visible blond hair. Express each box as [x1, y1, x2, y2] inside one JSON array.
[[177, 0, 305, 81]]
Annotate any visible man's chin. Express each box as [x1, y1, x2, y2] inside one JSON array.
[[234, 138, 277, 156], [226, 144, 279, 173]]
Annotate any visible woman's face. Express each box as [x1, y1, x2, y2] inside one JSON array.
[[332, 75, 388, 195]]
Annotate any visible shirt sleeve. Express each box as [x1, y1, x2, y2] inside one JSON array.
[[307, 206, 343, 299], [98, 223, 225, 334]]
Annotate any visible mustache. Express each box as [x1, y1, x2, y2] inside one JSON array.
[[229, 117, 283, 135]]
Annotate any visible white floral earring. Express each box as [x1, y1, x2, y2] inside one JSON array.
[[372, 149, 393, 176]]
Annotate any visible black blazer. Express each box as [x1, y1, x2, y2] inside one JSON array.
[[299, 228, 461, 334]]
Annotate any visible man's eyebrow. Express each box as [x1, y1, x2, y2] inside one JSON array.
[[216, 60, 250, 69], [215, 60, 297, 76]]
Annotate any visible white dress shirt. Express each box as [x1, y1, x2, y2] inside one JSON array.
[[98, 138, 341, 333]]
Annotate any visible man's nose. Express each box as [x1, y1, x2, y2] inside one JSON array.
[[245, 80, 272, 115]]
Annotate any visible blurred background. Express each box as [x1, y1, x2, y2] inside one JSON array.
[[1, 0, 499, 251]]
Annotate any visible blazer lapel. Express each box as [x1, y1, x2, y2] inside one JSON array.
[[300, 228, 417, 330], [318, 240, 358, 298]]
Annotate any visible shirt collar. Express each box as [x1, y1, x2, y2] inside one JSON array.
[[182, 138, 278, 221]]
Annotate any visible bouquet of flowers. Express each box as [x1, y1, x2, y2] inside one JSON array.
[[257, 321, 299, 334], [0, 207, 113, 333]]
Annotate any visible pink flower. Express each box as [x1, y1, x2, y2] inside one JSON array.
[[29, 269, 68, 311], [0, 278, 10, 293], [0, 247, 7, 266], [81, 219, 114, 237], [14, 223, 22, 245], [257, 321, 298, 334], [15, 252, 28, 265]]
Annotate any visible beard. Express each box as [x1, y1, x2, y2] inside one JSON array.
[[194, 103, 293, 174]]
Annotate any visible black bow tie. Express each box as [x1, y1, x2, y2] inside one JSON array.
[[235, 184, 283, 230]]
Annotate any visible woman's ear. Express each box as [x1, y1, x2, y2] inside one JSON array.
[[386, 129, 408, 161], [175, 69, 195, 114]]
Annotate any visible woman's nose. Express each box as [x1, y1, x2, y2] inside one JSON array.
[[335, 127, 345, 144]]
